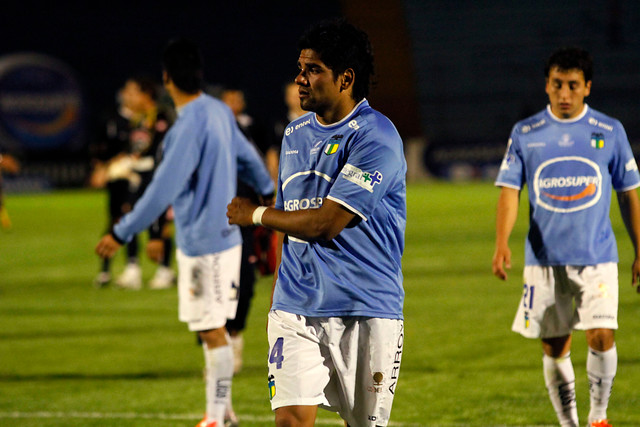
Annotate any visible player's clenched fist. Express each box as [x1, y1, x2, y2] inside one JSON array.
[[95, 234, 122, 259], [227, 197, 258, 227]]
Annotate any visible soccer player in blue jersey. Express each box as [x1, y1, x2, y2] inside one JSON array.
[[227, 19, 406, 427], [95, 38, 275, 427], [492, 47, 640, 427]]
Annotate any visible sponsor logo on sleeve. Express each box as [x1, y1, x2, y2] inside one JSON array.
[[499, 138, 514, 171], [341, 163, 383, 192], [625, 158, 638, 172]]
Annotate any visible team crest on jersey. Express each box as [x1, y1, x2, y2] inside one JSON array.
[[590, 132, 605, 149], [341, 163, 383, 193], [324, 134, 343, 155], [533, 156, 602, 213]]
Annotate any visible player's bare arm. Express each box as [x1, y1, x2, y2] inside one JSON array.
[[616, 189, 640, 291], [227, 197, 355, 242], [493, 186, 520, 280]]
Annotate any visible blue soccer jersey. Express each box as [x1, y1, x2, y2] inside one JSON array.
[[272, 99, 407, 319], [114, 93, 274, 256], [495, 104, 640, 266]]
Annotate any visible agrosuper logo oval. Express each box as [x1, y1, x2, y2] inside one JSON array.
[[533, 156, 602, 213]]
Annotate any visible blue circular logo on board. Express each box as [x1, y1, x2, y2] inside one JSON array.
[[0, 53, 84, 150]]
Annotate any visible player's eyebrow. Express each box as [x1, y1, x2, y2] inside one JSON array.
[[298, 59, 322, 69]]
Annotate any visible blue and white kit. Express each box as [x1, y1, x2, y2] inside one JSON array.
[[495, 104, 640, 266], [272, 99, 407, 319], [114, 93, 274, 256]]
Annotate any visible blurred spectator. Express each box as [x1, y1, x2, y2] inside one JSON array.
[[268, 81, 307, 181], [90, 76, 174, 289], [221, 86, 273, 373], [0, 151, 20, 229]]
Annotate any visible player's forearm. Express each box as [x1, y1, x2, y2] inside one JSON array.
[[495, 187, 520, 248], [617, 189, 640, 256], [261, 207, 340, 241]]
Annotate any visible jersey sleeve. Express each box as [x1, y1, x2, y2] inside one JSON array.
[[113, 123, 200, 242], [326, 126, 404, 220], [609, 121, 640, 192], [494, 128, 524, 190]]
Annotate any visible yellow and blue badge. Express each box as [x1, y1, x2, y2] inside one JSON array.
[[324, 143, 339, 155], [268, 374, 276, 400], [324, 134, 343, 155], [590, 132, 604, 149]]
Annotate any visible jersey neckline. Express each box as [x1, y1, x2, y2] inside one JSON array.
[[313, 98, 368, 129], [546, 103, 589, 124]]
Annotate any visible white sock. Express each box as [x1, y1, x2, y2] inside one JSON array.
[[543, 353, 579, 427], [203, 344, 234, 424], [587, 345, 617, 423]]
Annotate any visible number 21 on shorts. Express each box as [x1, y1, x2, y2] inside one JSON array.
[[522, 283, 535, 309], [269, 337, 284, 369]]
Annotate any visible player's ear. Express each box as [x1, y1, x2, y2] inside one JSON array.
[[340, 68, 355, 92], [584, 80, 592, 97]]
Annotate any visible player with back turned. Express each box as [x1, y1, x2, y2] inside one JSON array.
[[492, 47, 640, 427], [96, 38, 275, 427], [227, 19, 407, 427]]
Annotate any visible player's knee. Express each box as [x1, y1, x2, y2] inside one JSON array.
[[586, 328, 615, 351], [274, 407, 315, 427], [198, 326, 228, 348]]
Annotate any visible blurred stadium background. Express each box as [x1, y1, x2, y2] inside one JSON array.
[[1, 0, 638, 188], [2, 1, 640, 426]]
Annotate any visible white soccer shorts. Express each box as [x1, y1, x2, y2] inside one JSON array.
[[512, 263, 619, 339], [176, 245, 241, 332], [267, 310, 404, 427]]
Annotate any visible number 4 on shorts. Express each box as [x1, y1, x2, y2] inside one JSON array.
[[269, 337, 284, 369]]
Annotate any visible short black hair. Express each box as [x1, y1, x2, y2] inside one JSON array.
[[545, 47, 593, 82], [162, 38, 204, 94], [298, 18, 374, 102]]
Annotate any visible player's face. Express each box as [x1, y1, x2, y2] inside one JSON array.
[[545, 67, 591, 119], [295, 49, 341, 116], [122, 81, 146, 113], [221, 90, 245, 117]]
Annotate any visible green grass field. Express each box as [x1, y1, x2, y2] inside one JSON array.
[[1, 182, 640, 426]]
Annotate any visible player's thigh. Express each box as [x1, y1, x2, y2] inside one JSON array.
[[176, 246, 241, 332], [512, 265, 573, 338], [347, 317, 404, 427], [570, 263, 618, 331], [267, 310, 331, 409]]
